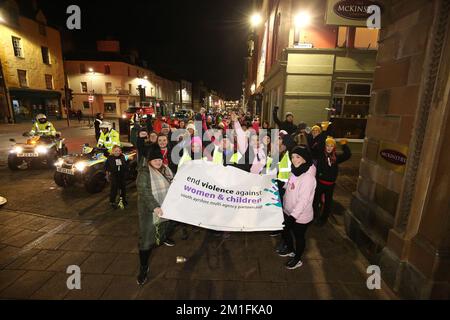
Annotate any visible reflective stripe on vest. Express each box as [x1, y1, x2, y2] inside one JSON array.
[[278, 152, 291, 182]]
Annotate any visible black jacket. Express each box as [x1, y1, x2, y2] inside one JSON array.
[[307, 132, 328, 161], [316, 144, 351, 183], [273, 110, 297, 136], [105, 154, 128, 176]]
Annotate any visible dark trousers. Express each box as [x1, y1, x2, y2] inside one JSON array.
[[282, 216, 309, 259], [313, 182, 335, 222], [110, 174, 126, 203]]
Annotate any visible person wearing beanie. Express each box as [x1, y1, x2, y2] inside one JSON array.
[[272, 106, 297, 136], [313, 137, 351, 226], [307, 123, 332, 161], [136, 145, 175, 285], [277, 145, 316, 270]]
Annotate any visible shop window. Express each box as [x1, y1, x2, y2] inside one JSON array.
[[45, 74, 53, 90], [81, 82, 88, 93], [41, 46, 51, 65], [17, 70, 27, 87], [336, 27, 379, 49], [83, 101, 90, 109], [337, 27, 347, 48], [355, 28, 379, 49], [105, 82, 113, 94], [104, 102, 116, 113], [12, 36, 23, 58], [330, 82, 372, 139], [104, 65, 111, 75], [128, 84, 132, 94]]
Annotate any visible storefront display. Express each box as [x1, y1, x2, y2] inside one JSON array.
[[330, 82, 371, 139]]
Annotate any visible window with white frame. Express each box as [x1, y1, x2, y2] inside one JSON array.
[[12, 36, 23, 58], [81, 82, 88, 93], [105, 82, 113, 94]]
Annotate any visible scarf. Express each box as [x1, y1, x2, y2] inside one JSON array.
[[161, 148, 169, 166], [291, 162, 312, 177], [148, 165, 173, 225]]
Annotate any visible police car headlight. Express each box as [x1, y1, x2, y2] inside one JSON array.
[[35, 145, 48, 154], [11, 146, 23, 154], [54, 159, 64, 167], [75, 161, 87, 172]]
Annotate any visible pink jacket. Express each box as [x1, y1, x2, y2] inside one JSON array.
[[283, 165, 317, 224]]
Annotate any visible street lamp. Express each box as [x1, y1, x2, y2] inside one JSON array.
[[250, 13, 262, 28], [294, 11, 311, 45], [294, 11, 311, 28]]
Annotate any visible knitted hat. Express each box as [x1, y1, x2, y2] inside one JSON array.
[[186, 123, 196, 131], [281, 134, 296, 152], [291, 145, 313, 164], [325, 137, 336, 148], [146, 146, 163, 161], [285, 112, 294, 118], [297, 122, 307, 131], [311, 125, 322, 132]]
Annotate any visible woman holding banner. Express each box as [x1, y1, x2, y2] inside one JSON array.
[[277, 145, 316, 270], [136, 146, 175, 286]]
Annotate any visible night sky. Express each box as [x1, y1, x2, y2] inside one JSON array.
[[33, 0, 254, 99]]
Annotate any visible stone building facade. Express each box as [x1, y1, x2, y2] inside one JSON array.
[[346, 0, 450, 299]]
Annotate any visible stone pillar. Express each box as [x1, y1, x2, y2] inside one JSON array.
[[345, 0, 450, 299]]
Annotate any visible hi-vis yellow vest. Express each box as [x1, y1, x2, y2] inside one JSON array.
[[209, 146, 240, 165], [179, 147, 240, 168], [266, 152, 291, 182], [97, 129, 121, 152]]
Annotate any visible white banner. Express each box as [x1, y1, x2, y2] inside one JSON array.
[[161, 160, 284, 232]]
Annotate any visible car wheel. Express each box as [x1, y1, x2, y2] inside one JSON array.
[[7, 154, 20, 171], [85, 171, 107, 193], [54, 171, 71, 187]]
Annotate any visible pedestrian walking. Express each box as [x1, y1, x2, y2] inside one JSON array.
[[105, 146, 128, 209], [76, 110, 82, 123], [277, 145, 316, 270], [313, 137, 351, 226], [136, 146, 175, 286]]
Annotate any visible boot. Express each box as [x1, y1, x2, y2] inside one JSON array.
[[137, 249, 152, 286]]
